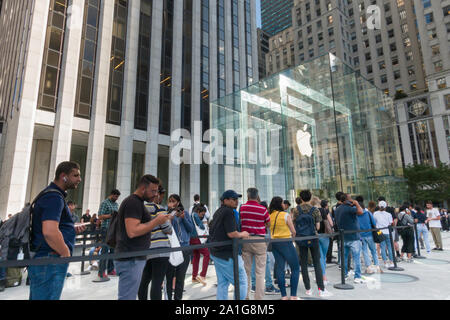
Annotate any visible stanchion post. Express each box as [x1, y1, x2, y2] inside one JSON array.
[[413, 223, 426, 259], [232, 238, 240, 300], [78, 231, 90, 276], [388, 226, 404, 271], [333, 229, 354, 290]]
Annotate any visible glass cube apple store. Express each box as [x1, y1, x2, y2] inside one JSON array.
[[209, 54, 406, 211]]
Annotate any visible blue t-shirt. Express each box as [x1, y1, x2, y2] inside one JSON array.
[[357, 209, 376, 238], [335, 203, 360, 241], [32, 183, 75, 257]]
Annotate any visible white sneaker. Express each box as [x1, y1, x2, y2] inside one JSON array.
[[323, 280, 330, 286], [354, 277, 367, 284], [348, 270, 355, 276], [305, 289, 313, 296], [318, 289, 333, 298]]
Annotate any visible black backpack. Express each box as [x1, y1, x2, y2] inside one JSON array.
[[295, 206, 317, 247], [105, 210, 119, 248], [0, 189, 63, 261]]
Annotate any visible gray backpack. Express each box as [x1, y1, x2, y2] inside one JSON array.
[[0, 189, 62, 261]]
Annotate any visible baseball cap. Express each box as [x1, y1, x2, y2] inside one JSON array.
[[220, 190, 242, 201], [378, 201, 387, 209]]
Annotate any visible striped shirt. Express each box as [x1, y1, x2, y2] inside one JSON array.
[[240, 201, 270, 235], [145, 203, 172, 259]]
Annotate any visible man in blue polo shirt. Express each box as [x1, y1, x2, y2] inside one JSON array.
[[28, 161, 86, 300], [335, 193, 365, 284]]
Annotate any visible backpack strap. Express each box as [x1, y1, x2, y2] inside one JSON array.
[[308, 206, 316, 216]]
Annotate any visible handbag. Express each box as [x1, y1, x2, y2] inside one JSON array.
[[370, 214, 386, 244], [195, 218, 209, 244], [168, 231, 184, 267]]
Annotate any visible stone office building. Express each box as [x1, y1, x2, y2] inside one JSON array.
[[0, 0, 258, 218]]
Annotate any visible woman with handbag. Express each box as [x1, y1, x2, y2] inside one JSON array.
[[189, 204, 210, 286], [165, 194, 194, 300], [269, 197, 300, 300]]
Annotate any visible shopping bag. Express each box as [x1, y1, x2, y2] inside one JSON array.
[[168, 232, 184, 267]]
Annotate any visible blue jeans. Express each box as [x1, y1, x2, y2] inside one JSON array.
[[114, 259, 146, 300], [251, 253, 274, 288], [0, 267, 5, 281], [361, 236, 379, 267], [28, 253, 69, 300], [416, 223, 431, 252], [318, 237, 329, 276], [380, 236, 394, 262], [343, 240, 362, 279], [272, 242, 300, 297], [211, 255, 247, 300], [99, 245, 115, 276]]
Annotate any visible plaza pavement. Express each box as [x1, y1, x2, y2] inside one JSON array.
[[1, 232, 450, 300]]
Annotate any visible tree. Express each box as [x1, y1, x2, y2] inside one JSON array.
[[403, 163, 450, 205]]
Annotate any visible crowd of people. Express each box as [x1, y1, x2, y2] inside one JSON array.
[[1, 160, 448, 300]]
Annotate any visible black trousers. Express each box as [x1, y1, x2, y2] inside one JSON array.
[[166, 250, 191, 300], [297, 241, 324, 291], [326, 236, 335, 261], [138, 257, 169, 300]]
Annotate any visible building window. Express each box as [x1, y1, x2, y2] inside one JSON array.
[[134, 0, 152, 130], [37, 0, 68, 112], [437, 78, 447, 89], [107, 0, 128, 125], [159, 0, 174, 134], [74, 0, 101, 119]]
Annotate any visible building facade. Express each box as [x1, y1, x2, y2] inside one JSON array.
[[257, 28, 270, 79], [263, 0, 449, 168], [261, 0, 293, 36], [0, 0, 258, 219]]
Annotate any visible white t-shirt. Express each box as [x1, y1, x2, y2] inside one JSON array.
[[427, 208, 442, 228], [374, 210, 393, 235]]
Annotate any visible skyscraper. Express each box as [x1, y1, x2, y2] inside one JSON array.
[[0, 0, 258, 218], [261, 0, 293, 36]]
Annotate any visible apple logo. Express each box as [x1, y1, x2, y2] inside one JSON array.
[[296, 124, 313, 157]]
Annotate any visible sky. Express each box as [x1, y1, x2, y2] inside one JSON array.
[[256, 0, 261, 27]]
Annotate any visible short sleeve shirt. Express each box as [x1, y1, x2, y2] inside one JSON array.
[[374, 210, 393, 235], [427, 208, 442, 228], [335, 204, 360, 241], [208, 205, 238, 260], [98, 198, 119, 230], [115, 194, 151, 259], [32, 183, 75, 257], [240, 200, 270, 235]]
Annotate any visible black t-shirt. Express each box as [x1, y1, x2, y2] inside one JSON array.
[[208, 205, 238, 260], [115, 194, 151, 259], [81, 214, 91, 223]]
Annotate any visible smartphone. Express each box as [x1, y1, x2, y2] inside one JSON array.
[[75, 222, 91, 227]]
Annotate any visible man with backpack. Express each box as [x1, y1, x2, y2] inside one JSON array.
[[28, 161, 86, 300], [335, 193, 365, 284], [293, 190, 332, 297]]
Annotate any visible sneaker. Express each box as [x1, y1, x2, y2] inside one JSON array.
[[354, 277, 367, 284], [388, 262, 395, 268], [323, 280, 330, 286], [438, 248, 444, 251], [318, 289, 333, 298], [108, 270, 117, 277], [265, 286, 281, 295], [92, 275, 110, 282], [305, 289, 313, 296], [192, 278, 200, 284], [196, 276, 207, 286], [250, 285, 256, 293], [348, 270, 354, 277], [432, 248, 439, 251]]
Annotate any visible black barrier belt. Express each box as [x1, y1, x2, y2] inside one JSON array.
[[0, 225, 413, 268]]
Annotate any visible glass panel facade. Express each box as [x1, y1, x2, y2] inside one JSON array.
[[210, 54, 406, 212]]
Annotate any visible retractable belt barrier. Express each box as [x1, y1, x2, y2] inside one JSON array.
[[0, 223, 417, 300]]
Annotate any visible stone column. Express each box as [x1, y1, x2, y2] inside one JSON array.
[[396, 102, 413, 165], [431, 93, 450, 164], [167, 2, 183, 195], [82, 0, 115, 213], [145, 0, 163, 176], [189, 0, 201, 202], [48, 0, 85, 180], [116, 0, 141, 197], [0, 0, 50, 218]]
